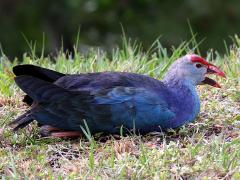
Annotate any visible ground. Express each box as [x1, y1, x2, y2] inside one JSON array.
[[0, 39, 239, 179]]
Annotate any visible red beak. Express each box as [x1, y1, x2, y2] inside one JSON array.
[[207, 64, 226, 78], [189, 54, 226, 88], [201, 64, 226, 88]]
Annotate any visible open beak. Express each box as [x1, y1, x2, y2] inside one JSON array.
[[201, 64, 226, 88]]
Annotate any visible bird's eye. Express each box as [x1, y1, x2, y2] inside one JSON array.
[[196, 63, 202, 68]]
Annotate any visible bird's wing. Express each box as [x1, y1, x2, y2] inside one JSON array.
[[14, 75, 175, 133], [90, 86, 175, 132]]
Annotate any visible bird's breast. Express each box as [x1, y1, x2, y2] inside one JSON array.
[[166, 81, 201, 128]]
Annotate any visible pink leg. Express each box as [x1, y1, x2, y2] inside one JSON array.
[[50, 131, 82, 138], [40, 125, 82, 138]]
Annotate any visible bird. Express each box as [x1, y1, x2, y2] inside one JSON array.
[[10, 54, 226, 138]]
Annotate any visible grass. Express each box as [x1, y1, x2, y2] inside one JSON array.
[[0, 37, 239, 179]]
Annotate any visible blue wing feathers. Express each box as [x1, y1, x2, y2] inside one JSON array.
[[92, 87, 175, 132]]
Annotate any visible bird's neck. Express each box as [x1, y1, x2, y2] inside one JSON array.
[[163, 77, 201, 128]]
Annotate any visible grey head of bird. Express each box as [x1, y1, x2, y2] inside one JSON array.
[[163, 54, 226, 88]]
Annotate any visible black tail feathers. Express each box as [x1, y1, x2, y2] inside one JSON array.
[[9, 111, 34, 131], [13, 64, 65, 106], [13, 64, 65, 82]]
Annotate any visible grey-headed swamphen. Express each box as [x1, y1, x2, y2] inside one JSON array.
[[10, 54, 226, 137]]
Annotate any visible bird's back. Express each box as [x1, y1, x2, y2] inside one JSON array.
[[54, 72, 166, 92]]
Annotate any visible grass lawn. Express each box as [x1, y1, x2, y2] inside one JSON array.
[[0, 38, 239, 179]]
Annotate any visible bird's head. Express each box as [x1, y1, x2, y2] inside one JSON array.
[[164, 54, 226, 87]]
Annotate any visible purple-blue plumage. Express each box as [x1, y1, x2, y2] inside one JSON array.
[[54, 72, 200, 129], [10, 54, 225, 137]]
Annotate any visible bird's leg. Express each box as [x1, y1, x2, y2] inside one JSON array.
[[40, 125, 82, 138], [49, 131, 82, 138]]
